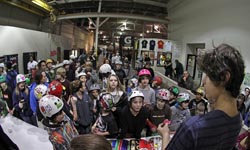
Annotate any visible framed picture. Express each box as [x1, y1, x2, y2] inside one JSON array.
[[156, 52, 172, 67]]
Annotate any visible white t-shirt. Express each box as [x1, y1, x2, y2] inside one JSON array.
[[27, 60, 38, 71]]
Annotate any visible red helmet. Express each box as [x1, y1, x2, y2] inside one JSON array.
[[48, 80, 63, 98], [153, 76, 162, 86]]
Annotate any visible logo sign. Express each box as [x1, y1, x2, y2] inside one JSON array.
[[120, 35, 134, 47]]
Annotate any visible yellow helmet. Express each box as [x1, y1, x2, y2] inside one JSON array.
[[46, 59, 53, 64], [196, 87, 205, 96]]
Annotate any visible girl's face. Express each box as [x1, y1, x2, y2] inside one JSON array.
[[109, 76, 118, 89], [140, 76, 149, 86], [41, 72, 47, 83], [156, 99, 166, 110], [91, 90, 99, 98], [18, 82, 25, 90], [79, 75, 87, 82], [130, 97, 143, 112]]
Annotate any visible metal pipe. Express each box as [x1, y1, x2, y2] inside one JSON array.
[[57, 12, 169, 24]]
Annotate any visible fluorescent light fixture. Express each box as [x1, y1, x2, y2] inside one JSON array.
[[32, 0, 51, 11]]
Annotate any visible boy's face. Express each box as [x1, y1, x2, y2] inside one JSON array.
[[55, 110, 65, 123], [156, 99, 166, 110], [47, 62, 52, 69], [180, 100, 189, 109], [130, 97, 143, 113], [91, 90, 99, 97], [140, 76, 149, 86]]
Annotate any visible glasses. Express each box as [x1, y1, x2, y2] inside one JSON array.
[[183, 100, 189, 103]]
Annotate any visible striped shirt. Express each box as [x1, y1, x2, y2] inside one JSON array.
[[166, 110, 241, 150]]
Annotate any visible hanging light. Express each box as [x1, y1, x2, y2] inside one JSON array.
[[32, 0, 52, 11]]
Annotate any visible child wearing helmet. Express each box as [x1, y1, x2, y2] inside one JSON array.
[[0, 63, 6, 77], [136, 69, 156, 105], [119, 90, 149, 139], [0, 75, 16, 116], [169, 92, 191, 131], [147, 89, 172, 136], [91, 92, 118, 138], [188, 87, 208, 116], [46, 59, 55, 81], [168, 86, 180, 107], [72, 80, 93, 134], [152, 76, 163, 93], [13, 74, 36, 125], [48, 80, 75, 122], [34, 84, 48, 125], [89, 84, 101, 123], [39, 95, 78, 150], [98, 64, 113, 91]]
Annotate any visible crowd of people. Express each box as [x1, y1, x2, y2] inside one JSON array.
[[0, 43, 248, 150]]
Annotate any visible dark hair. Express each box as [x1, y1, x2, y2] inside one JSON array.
[[38, 60, 46, 69], [138, 75, 151, 83], [34, 70, 45, 84], [198, 43, 245, 98], [70, 134, 112, 150]]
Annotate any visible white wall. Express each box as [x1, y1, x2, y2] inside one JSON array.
[[168, 0, 250, 72], [0, 26, 72, 73]]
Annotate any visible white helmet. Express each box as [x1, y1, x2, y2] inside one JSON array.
[[39, 95, 64, 118], [156, 89, 171, 101], [128, 90, 144, 101], [34, 84, 48, 100], [99, 64, 112, 73], [0, 63, 4, 68], [177, 92, 190, 103], [129, 78, 138, 87], [16, 74, 26, 84], [77, 71, 86, 78], [63, 60, 70, 65]]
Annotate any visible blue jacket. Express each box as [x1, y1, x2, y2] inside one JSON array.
[[29, 82, 48, 114]]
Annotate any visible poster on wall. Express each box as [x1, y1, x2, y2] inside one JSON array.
[[5, 54, 18, 72], [156, 52, 172, 66]]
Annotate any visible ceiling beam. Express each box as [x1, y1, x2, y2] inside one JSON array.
[[57, 12, 169, 24], [49, 0, 167, 8]]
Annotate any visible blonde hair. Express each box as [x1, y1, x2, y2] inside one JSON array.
[[56, 67, 66, 78], [107, 74, 124, 92]]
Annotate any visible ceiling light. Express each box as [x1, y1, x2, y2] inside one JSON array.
[[99, 31, 103, 34], [103, 35, 106, 38], [32, 0, 51, 11], [146, 30, 150, 33], [140, 33, 143, 36], [121, 27, 125, 31]]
